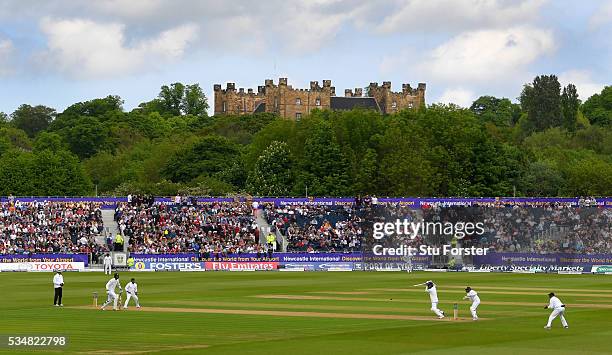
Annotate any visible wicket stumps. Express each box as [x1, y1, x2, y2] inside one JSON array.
[[453, 303, 458, 320], [93, 292, 98, 307]]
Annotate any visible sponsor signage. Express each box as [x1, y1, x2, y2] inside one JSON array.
[[204, 262, 278, 271], [466, 265, 586, 273], [591, 265, 612, 274], [132, 261, 204, 271], [473, 253, 612, 270], [282, 262, 356, 271], [131, 254, 199, 263], [0, 262, 85, 272], [0, 254, 88, 266], [4, 197, 608, 209]]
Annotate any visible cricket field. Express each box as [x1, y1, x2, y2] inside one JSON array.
[[1, 272, 611, 354]]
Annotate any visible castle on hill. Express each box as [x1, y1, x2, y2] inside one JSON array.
[[214, 78, 425, 119]]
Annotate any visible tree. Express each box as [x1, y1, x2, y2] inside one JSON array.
[[352, 148, 378, 195], [247, 141, 293, 196], [0, 112, 7, 126], [519, 160, 563, 196], [30, 150, 92, 195], [0, 126, 32, 151], [161, 135, 240, 184], [520, 75, 562, 132], [0, 150, 36, 195], [83, 151, 126, 193], [62, 96, 123, 118], [582, 86, 612, 126], [0, 150, 91, 195], [561, 84, 579, 131], [182, 84, 208, 116], [295, 120, 351, 196], [159, 83, 185, 116], [63, 116, 112, 159], [33, 132, 69, 152], [470, 96, 521, 126], [10, 104, 56, 137], [155, 83, 209, 117]]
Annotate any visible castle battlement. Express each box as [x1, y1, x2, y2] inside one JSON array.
[[214, 78, 425, 119]]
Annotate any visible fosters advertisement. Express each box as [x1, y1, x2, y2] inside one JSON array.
[[131, 254, 204, 271]]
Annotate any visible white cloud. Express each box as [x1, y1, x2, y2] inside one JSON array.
[[89, 0, 165, 18], [39, 18, 198, 79], [436, 87, 475, 107], [420, 26, 555, 83], [279, 10, 348, 53], [201, 15, 266, 53], [1, 1, 365, 55], [589, 1, 612, 30], [0, 38, 14, 76], [559, 70, 605, 101], [377, 0, 546, 33]]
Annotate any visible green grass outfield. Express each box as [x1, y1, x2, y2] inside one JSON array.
[[1, 271, 611, 354]]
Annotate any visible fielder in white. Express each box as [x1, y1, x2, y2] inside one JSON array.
[[421, 280, 445, 318], [123, 278, 141, 309], [103, 254, 112, 275], [544, 292, 569, 329], [463, 286, 480, 321], [101, 273, 122, 311]]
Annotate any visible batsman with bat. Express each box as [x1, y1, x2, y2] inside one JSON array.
[[101, 273, 123, 311], [414, 280, 445, 319], [463, 286, 480, 321]]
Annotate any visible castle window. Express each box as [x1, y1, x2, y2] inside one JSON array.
[[274, 97, 279, 109], [222, 101, 226, 112], [315, 98, 321, 106], [408, 102, 414, 109], [391, 101, 397, 109], [296, 98, 302, 105], [296, 112, 302, 120]]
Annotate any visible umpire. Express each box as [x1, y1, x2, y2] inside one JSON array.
[[53, 270, 64, 306]]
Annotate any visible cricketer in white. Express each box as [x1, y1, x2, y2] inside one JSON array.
[[425, 281, 445, 319], [123, 278, 141, 309], [463, 287, 480, 320], [101, 273, 122, 311], [545, 292, 569, 329], [103, 254, 112, 275]]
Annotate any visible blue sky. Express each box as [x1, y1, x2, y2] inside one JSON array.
[[0, 0, 610, 115]]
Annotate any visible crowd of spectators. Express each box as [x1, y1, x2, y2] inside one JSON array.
[[115, 201, 260, 256], [423, 202, 611, 254], [0, 197, 609, 256], [0, 201, 107, 256], [265, 204, 363, 252]]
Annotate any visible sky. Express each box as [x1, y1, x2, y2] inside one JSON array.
[[0, 0, 610, 115]]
